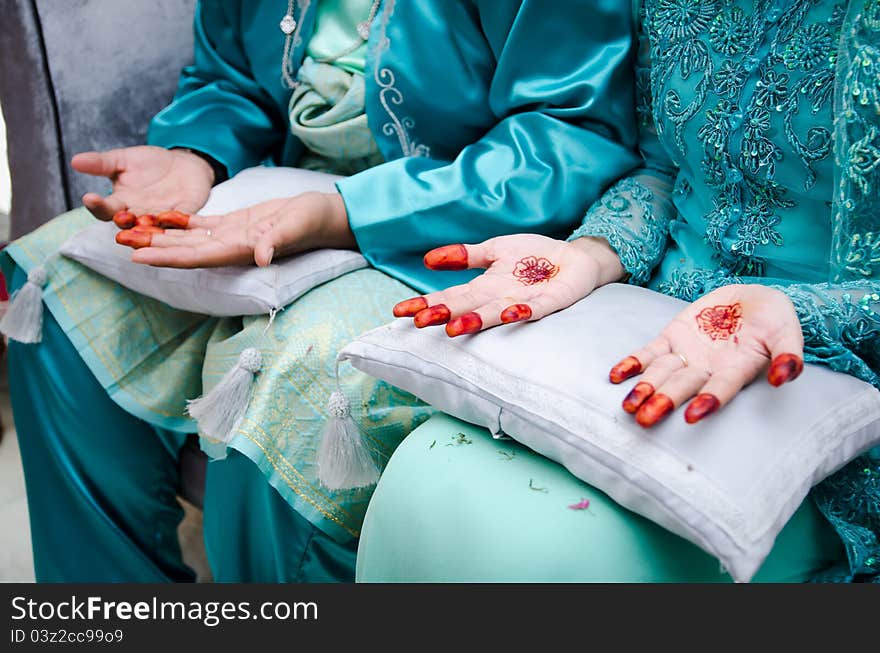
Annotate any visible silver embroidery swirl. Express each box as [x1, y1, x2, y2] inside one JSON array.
[[371, 0, 430, 157]]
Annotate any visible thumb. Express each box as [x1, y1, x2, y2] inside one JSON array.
[[254, 227, 283, 267], [765, 312, 805, 387], [71, 150, 125, 178], [423, 242, 493, 271]]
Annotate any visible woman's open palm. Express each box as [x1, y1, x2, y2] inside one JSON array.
[[71, 146, 214, 221], [608, 284, 805, 427], [393, 235, 607, 336]]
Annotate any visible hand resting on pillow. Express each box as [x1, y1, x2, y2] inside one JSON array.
[[116, 193, 355, 269], [72, 146, 215, 221], [397, 234, 805, 429], [73, 146, 356, 269]]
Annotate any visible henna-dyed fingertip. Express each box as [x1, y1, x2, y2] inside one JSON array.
[[609, 356, 643, 384], [767, 353, 804, 387], [622, 382, 654, 414], [500, 304, 532, 324], [423, 244, 468, 271], [635, 394, 674, 428], [413, 304, 452, 328], [393, 297, 428, 317], [684, 393, 721, 424], [112, 210, 137, 229], [116, 229, 154, 249], [446, 312, 482, 337], [156, 210, 190, 229]]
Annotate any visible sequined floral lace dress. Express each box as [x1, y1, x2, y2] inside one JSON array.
[[570, 0, 880, 581]]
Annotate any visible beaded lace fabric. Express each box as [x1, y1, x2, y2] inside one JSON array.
[[571, 0, 880, 581]]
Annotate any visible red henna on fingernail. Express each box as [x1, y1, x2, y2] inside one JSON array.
[[423, 245, 468, 271], [156, 210, 190, 229], [622, 382, 655, 414], [112, 210, 137, 229], [116, 229, 156, 249], [393, 297, 428, 317], [609, 356, 643, 384], [500, 304, 532, 323], [684, 393, 721, 424], [767, 353, 804, 387], [413, 304, 452, 328], [135, 214, 158, 228], [446, 312, 483, 337], [635, 393, 674, 428]]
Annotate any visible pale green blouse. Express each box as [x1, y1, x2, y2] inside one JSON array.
[[306, 0, 372, 74]]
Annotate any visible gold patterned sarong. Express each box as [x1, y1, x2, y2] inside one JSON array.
[[4, 209, 433, 541]]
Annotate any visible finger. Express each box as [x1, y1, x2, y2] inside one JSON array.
[[393, 296, 428, 318], [423, 243, 492, 271], [113, 210, 137, 229], [148, 229, 211, 247], [413, 304, 452, 328], [116, 226, 164, 249], [623, 353, 691, 421], [82, 192, 126, 221], [445, 297, 514, 337], [155, 210, 191, 229], [407, 283, 474, 327], [445, 281, 574, 334], [428, 286, 486, 319], [609, 336, 672, 384], [500, 303, 532, 324], [683, 364, 755, 424], [764, 324, 805, 387], [767, 353, 804, 387], [131, 240, 250, 268], [506, 291, 578, 322], [253, 222, 286, 268], [622, 382, 655, 414], [71, 150, 124, 177], [636, 368, 711, 427], [393, 281, 485, 319], [187, 214, 228, 229]]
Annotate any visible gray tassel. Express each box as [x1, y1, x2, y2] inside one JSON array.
[[317, 389, 379, 490], [0, 265, 47, 344], [187, 347, 262, 443]]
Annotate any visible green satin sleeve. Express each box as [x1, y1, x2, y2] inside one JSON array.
[[337, 0, 641, 294], [146, 1, 290, 177]]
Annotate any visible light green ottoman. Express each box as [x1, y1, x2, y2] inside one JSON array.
[[357, 414, 844, 582]]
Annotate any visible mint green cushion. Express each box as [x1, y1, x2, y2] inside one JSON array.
[[357, 414, 844, 582]]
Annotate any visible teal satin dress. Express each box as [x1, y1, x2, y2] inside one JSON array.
[[358, 0, 879, 582], [148, 0, 640, 293]]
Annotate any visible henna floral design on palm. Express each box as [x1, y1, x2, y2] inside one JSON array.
[[694, 303, 743, 342], [512, 256, 559, 286]]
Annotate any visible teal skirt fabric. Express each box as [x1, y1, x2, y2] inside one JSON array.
[[6, 273, 357, 582], [357, 414, 846, 582], [2, 210, 433, 543]]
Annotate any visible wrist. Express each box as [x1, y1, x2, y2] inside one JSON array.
[[171, 147, 228, 187], [570, 236, 627, 286], [317, 192, 356, 250]]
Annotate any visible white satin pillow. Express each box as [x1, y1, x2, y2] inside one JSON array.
[[340, 283, 880, 582], [59, 166, 367, 316]]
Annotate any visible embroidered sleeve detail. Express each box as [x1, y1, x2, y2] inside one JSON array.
[[568, 175, 674, 286], [771, 281, 880, 388]]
